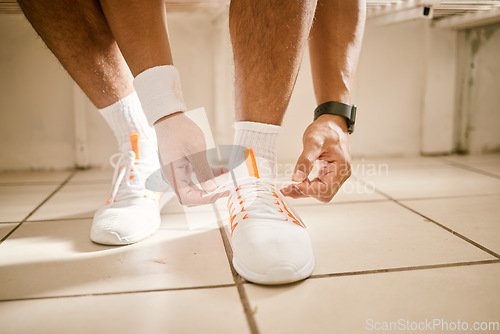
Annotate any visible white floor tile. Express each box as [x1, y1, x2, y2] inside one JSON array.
[[295, 201, 495, 275], [473, 165, 500, 176], [439, 154, 500, 177], [358, 163, 500, 199], [402, 195, 500, 255], [442, 154, 500, 165], [28, 183, 111, 221], [0, 286, 250, 334], [246, 263, 500, 334], [1, 159, 498, 334], [0, 170, 71, 185], [70, 168, 114, 184], [0, 223, 17, 239], [352, 156, 446, 169], [0, 216, 233, 299], [0, 184, 59, 222]]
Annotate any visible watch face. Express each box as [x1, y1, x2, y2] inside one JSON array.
[[351, 105, 357, 124]]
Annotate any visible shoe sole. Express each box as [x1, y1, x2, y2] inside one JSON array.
[[232, 254, 315, 285], [91, 220, 160, 246], [90, 192, 176, 246]]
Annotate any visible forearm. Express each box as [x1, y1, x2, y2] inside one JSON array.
[[308, 0, 366, 105]]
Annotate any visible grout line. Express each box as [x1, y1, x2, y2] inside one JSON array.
[[396, 200, 500, 258], [23, 216, 94, 223], [0, 283, 236, 303], [212, 203, 260, 334], [309, 259, 500, 280], [357, 179, 500, 259], [436, 157, 500, 180], [393, 192, 500, 202], [0, 171, 76, 245], [5, 260, 499, 303], [0, 182, 64, 186]]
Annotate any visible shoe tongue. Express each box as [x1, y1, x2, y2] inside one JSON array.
[[130, 132, 140, 160], [230, 148, 276, 182], [119, 132, 158, 164]]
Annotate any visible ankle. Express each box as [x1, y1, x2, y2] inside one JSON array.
[[233, 121, 280, 177]]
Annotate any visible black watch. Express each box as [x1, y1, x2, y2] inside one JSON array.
[[314, 101, 357, 134]]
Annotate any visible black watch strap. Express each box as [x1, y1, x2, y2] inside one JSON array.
[[314, 101, 357, 134]]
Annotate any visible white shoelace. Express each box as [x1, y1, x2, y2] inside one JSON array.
[[212, 177, 301, 223], [108, 150, 153, 203], [233, 179, 285, 221]]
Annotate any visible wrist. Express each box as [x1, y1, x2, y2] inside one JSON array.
[[317, 114, 349, 133], [313, 101, 356, 134], [154, 111, 184, 126]]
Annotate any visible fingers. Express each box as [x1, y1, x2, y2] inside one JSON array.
[[294, 159, 351, 202], [285, 146, 352, 202], [280, 184, 307, 199], [294, 178, 342, 202], [292, 141, 322, 182], [178, 181, 229, 206], [187, 150, 217, 192], [161, 158, 229, 206]]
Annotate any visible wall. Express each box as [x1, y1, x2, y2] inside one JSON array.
[[0, 14, 74, 170]]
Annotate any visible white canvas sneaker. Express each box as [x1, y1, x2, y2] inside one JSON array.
[[91, 132, 173, 245], [226, 149, 315, 284]]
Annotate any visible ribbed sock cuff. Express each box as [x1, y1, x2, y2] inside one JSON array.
[[133, 65, 187, 126], [233, 121, 281, 164], [98, 92, 155, 149]]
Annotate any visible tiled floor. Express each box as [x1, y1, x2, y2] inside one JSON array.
[[0, 154, 499, 334]]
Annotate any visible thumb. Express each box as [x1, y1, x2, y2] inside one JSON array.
[[187, 150, 217, 192], [293, 142, 321, 182]]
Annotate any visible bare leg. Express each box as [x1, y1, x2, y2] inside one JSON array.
[[98, 0, 224, 203], [17, 0, 134, 108], [230, 0, 318, 125], [309, 0, 366, 105], [98, 0, 173, 77], [225, 1, 320, 286]]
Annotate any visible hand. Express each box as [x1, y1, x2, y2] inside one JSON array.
[[154, 112, 227, 206], [281, 114, 351, 202]]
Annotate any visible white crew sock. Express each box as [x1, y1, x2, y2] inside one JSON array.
[[133, 65, 187, 126], [233, 121, 281, 178], [98, 92, 156, 150]]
